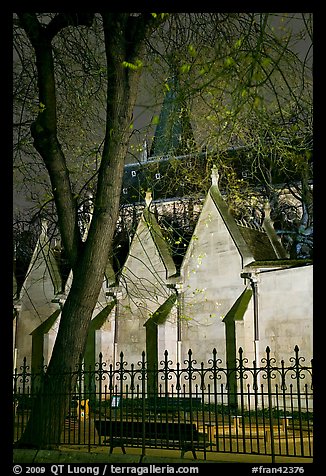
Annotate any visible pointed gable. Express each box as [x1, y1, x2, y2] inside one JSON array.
[[19, 220, 62, 303], [142, 207, 177, 279], [116, 192, 177, 360], [124, 190, 176, 280], [208, 183, 255, 267]]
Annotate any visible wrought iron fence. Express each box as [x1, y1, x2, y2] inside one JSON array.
[[13, 346, 313, 460]]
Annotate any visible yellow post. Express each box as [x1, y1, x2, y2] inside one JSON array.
[[78, 399, 89, 420]]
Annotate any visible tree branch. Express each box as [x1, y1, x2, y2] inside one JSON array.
[[45, 13, 94, 40], [16, 12, 83, 268]]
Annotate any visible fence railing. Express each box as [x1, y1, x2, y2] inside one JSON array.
[[13, 346, 313, 460]]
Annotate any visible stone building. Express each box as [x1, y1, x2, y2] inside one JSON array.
[[13, 78, 312, 379], [13, 167, 313, 379]]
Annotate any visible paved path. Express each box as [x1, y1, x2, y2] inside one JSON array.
[[13, 447, 313, 464]]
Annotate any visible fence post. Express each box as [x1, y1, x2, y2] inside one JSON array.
[[238, 347, 246, 452], [141, 350, 146, 458], [210, 348, 220, 451], [293, 345, 305, 456], [265, 346, 275, 463]]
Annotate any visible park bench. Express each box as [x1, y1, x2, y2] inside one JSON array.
[[95, 419, 208, 459], [146, 396, 202, 415]]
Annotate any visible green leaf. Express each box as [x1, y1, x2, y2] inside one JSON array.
[[164, 81, 170, 92], [261, 56, 272, 68], [253, 96, 261, 108], [224, 56, 235, 67], [180, 64, 191, 74], [151, 13, 169, 19], [234, 38, 243, 49], [121, 59, 143, 71], [188, 44, 197, 57]]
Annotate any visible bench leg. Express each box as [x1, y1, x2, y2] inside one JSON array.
[[110, 444, 126, 454], [180, 447, 197, 459]]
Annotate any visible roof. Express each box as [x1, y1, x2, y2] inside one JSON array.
[[150, 75, 196, 158], [237, 223, 278, 261], [209, 184, 255, 266], [142, 206, 177, 279], [20, 220, 62, 298], [208, 167, 288, 265]]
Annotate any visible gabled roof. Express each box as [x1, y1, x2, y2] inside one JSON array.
[[21, 220, 62, 298], [209, 183, 255, 266], [139, 192, 177, 279], [236, 223, 279, 261], [209, 167, 288, 266]]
